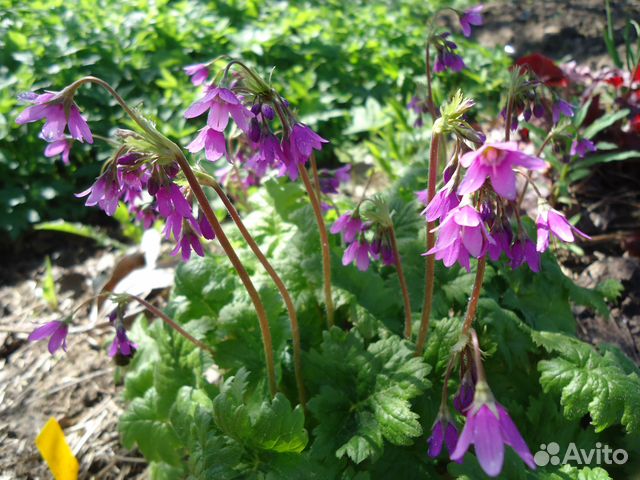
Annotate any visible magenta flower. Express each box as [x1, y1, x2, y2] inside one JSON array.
[[428, 412, 459, 459], [184, 86, 253, 133], [16, 92, 93, 143], [281, 123, 329, 180], [509, 237, 540, 272], [423, 181, 460, 222], [487, 228, 512, 262], [198, 215, 216, 240], [187, 126, 227, 161], [459, 5, 484, 37], [330, 211, 364, 243], [171, 227, 205, 260], [551, 99, 574, 124], [454, 370, 476, 413], [76, 168, 121, 216], [570, 138, 596, 158], [451, 384, 536, 477], [157, 183, 195, 241], [108, 326, 138, 358], [318, 165, 351, 194], [370, 235, 395, 266], [184, 63, 209, 86], [44, 137, 72, 165], [536, 208, 590, 252], [434, 49, 466, 73], [28, 320, 69, 355], [425, 205, 493, 272], [457, 142, 546, 200], [342, 239, 371, 272]]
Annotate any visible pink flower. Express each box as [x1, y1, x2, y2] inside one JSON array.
[[280, 123, 328, 180], [425, 205, 493, 272], [28, 320, 69, 355], [451, 385, 536, 477], [536, 208, 590, 252], [184, 63, 209, 86], [44, 137, 72, 165], [342, 239, 371, 271], [330, 212, 364, 244], [457, 142, 546, 200], [423, 181, 460, 222], [428, 412, 459, 459], [184, 86, 253, 133], [16, 91, 93, 143], [459, 5, 484, 37], [187, 126, 227, 161], [509, 237, 540, 272], [487, 228, 512, 262], [76, 168, 121, 216], [171, 227, 205, 260]]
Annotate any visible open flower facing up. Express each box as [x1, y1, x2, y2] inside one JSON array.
[[457, 142, 546, 200], [459, 5, 484, 37], [425, 205, 494, 272], [187, 126, 228, 162], [428, 410, 459, 460], [451, 381, 536, 477], [108, 326, 138, 358], [184, 86, 253, 133], [536, 207, 590, 253], [28, 320, 70, 355], [16, 91, 93, 143], [183, 63, 209, 86]]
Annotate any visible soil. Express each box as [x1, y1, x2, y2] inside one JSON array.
[[1, 2, 640, 479]]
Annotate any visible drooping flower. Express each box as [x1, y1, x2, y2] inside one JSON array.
[[16, 91, 93, 143], [487, 227, 512, 262], [423, 181, 460, 222], [457, 142, 546, 200], [459, 5, 484, 37], [280, 123, 329, 180], [551, 99, 574, 124], [370, 234, 395, 266], [184, 86, 253, 133], [318, 165, 351, 194], [425, 205, 494, 272], [44, 137, 72, 165], [184, 63, 209, 86], [76, 168, 121, 216], [536, 207, 590, 253], [330, 211, 364, 244], [156, 183, 196, 241], [187, 126, 228, 161], [450, 381, 536, 477], [342, 239, 371, 272], [108, 326, 138, 358], [171, 224, 205, 260], [509, 237, 540, 272], [434, 49, 466, 73], [28, 320, 69, 355], [454, 368, 476, 413], [570, 138, 597, 158], [427, 411, 459, 459]]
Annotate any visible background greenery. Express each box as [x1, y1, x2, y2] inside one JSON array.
[[0, 0, 508, 236]]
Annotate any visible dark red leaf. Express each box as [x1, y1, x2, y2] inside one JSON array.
[[515, 53, 569, 87]]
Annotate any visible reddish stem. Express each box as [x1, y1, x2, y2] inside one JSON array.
[[388, 225, 413, 339]]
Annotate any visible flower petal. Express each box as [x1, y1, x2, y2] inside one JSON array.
[[474, 406, 504, 477]]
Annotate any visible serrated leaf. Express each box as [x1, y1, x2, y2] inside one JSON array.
[[119, 388, 182, 466], [251, 393, 308, 453], [534, 331, 640, 433]]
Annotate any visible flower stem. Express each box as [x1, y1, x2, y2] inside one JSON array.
[[388, 224, 413, 339], [425, 42, 438, 120], [415, 132, 441, 356], [174, 152, 278, 398], [126, 294, 215, 357], [469, 328, 487, 383], [298, 164, 335, 329], [461, 257, 487, 335], [198, 172, 306, 408]]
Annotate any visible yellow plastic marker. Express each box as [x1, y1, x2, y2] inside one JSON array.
[[35, 417, 79, 480]]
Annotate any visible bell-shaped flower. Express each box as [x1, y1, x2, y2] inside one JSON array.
[[427, 410, 459, 459], [459, 5, 484, 37], [330, 211, 364, 244], [108, 326, 138, 358], [342, 239, 371, 272], [183, 63, 209, 86], [536, 207, 590, 252], [44, 137, 72, 165], [457, 142, 546, 200], [184, 86, 253, 133], [28, 320, 70, 355], [187, 126, 227, 162], [76, 168, 121, 216]]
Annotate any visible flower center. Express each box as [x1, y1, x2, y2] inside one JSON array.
[[481, 147, 505, 167]]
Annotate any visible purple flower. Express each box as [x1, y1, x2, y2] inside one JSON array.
[[370, 235, 395, 266], [16, 91, 93, 143], [509, 237, 540, 272], [454, 370, 476, 413], [434, 50, 466, 73], [187, 126, 227, 161], [536, 208, 590, 253], [251, 134, 285, 172], [425, 205, 494, 272], [44, 137, 72, 165], [76, 168, 121, 216], [156, 183, 195, 241], [570, 138, 597, 158], [551, 99, 574, 124], [459, 5, 484, 37], [428, 413, 459, 459], [457, 142, 546, 200], [184, 63, 209, 86], [330, 212, 364, 243], [108, 326, 138, 358], [28, 320, 69, 355], [281, 123, 329, 180], [423, 181, 460, 222], [184, 86, 253, 133], [451, 383, 536, 477], [487, 228, 512, 262], [171, 227, 205, 260], [318, 165, 351, 194], [199, 215, 216, 240], [342, 239, 371, 271]]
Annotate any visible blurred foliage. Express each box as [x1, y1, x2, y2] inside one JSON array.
[[0, 0, 511, 236]]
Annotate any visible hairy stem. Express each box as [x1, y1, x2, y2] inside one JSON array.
[[415, 132, 441, 356], [199, 173, 306, 407], [388, 224, 413, 339], [174, 152, 277, 397], [461, 257, 487, 335], [127, 294, 215, 357], [298, 164, 335, 329]]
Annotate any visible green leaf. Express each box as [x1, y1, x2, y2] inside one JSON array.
[[119, 388, 182, 466], [597, 279, 624, 302], [42, 256, 58, 310], [583, 109, 629, 139], [534, 331, 640, 433]]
